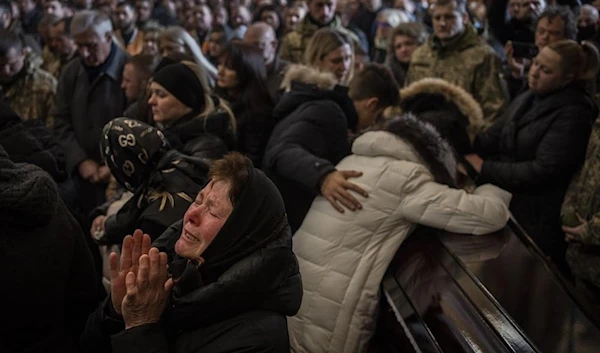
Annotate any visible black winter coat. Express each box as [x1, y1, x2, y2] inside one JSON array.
[[262, 82, 359, 232], [0, 147, 97, 352], [0, 100, 67, 181], [233, 102, 275, 168], [162, 109, 236, 161], [475, 83, 598, 260], [80, 219, 302, 353]]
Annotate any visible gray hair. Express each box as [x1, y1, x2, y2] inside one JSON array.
[[160, 26, 218, 79], [70, 10, 112, 37]]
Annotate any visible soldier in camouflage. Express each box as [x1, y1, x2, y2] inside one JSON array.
[[0, 29, 57, 128], [561, 118, 600, 300], [279, 0, 360, 64], [405, 0, 508, 123], [44, 17, 78, 78]]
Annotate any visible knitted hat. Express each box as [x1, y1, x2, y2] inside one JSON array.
[[153, 63, 205, 111]]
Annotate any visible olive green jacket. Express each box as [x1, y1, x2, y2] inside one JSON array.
[[562, 119, 600, 286], [405, 25, 508, 123], [279, 15, 360, 64]]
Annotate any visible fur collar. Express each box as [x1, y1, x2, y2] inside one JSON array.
[[354, 113, 457, 187], [400, 78, 485, 140], [280, 64, 338, 92]]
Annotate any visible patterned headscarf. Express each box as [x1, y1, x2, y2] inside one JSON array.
[[101, 118, 170, 192]]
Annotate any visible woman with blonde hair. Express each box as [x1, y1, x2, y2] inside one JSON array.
[[158, 26, 218, 82], [148, 60, 237, 160], [466, 40, 600, 268], [304, 27, 355, 86]]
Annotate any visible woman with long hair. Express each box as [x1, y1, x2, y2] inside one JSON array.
[[304, 27, 355, 86], [214, 42, 275, 166]]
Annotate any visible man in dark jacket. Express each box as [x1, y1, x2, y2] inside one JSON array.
[[80, 153, 302, 353], [52, 10, 127, 216], [263, 64, 400, 232], [243, 22, 289, 103], [0, 145, 98, 352]]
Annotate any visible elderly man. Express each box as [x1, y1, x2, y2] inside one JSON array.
[[52, 10, 127, 215], [80, 152, 302, 353], [405, 0, 508, 122], [244, 22, 289, 102]]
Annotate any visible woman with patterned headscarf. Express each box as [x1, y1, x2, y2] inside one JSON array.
[[91, 118, 209, 246]]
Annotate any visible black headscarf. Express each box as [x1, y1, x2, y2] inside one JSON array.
[[160, 160, 291, 282], [101, 118, 170, 192], [201, 166, 289, 272], [154, 159, 299, 328]]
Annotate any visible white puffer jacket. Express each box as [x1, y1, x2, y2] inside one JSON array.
[[288, 130, 512, 353]]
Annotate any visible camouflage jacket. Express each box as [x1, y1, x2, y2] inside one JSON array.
[[562, 119, 600, 286], [405, 25, 508, 123], [41, 46, 61, 78], [0, 61, 57, 129], [43, 49, 78, 79], [279, 15, 360, 64]]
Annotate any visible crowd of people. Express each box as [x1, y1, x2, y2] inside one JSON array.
[[1, 0, 600, 351]]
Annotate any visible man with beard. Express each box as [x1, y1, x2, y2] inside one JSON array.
[[0, 29, 56, 128], [279, 0, 360, 63], [114, 1, 144, 55]]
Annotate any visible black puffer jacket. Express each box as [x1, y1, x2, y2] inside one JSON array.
[[475, 82, 598, 260], [162, 107, 236, 161], [262, 66, 359, 232], [0, 146, 97, 353]]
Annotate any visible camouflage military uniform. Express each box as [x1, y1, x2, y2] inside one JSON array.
[[0, 60, 57, 129], [279, 15, 360, 64], [42, 49, 77, 79], [41, 46, 61, 78], [405, 25, 508, 123], [562, 119, 600, 288]]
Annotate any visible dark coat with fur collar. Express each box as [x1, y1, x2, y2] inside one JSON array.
[[262, 65, 359, 232]]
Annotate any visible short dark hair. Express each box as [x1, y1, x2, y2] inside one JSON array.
[[116, 0, 135, 11], [349, 64, 401, 109], [537, 5, 577, 40], [208, 152, 253, 206], [433, 0, 467, 13], [38, 13, 62, 30], [0, 29, 23, 57], [126, 53, 161, 79], [56, 16, 73, 37]]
